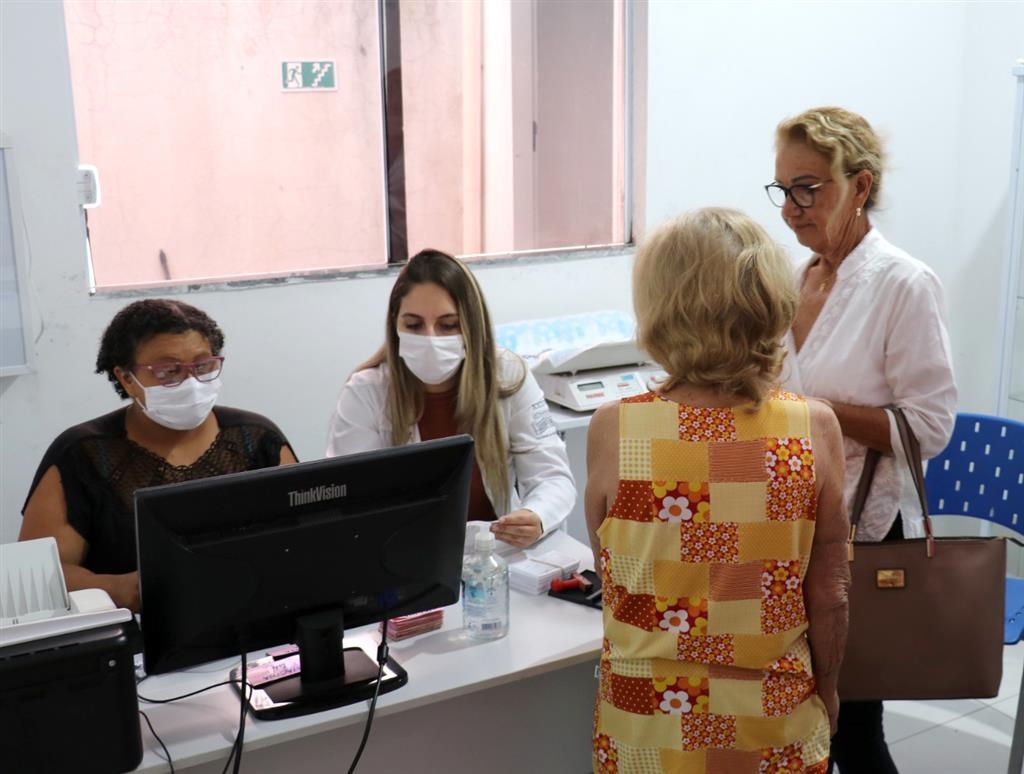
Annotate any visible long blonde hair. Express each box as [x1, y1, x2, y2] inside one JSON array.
[[633, 208, 796, 405], [377, 249, 525, 512]]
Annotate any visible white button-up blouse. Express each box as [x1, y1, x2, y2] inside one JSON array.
[[780, 228, 957, 541]]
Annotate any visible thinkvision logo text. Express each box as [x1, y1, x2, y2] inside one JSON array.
[[288, 484, 347, 507]]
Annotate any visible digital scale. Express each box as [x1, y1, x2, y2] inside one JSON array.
[[535, 364, 666, 412], [531, 339, 665, 412]]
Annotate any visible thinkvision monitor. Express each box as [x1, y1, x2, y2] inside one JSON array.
[[135, 435, 473, 719]]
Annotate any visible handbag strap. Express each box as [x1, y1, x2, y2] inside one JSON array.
[[847, 407, 934, 556], [891, 408, 931, 526], [850, 449, 881, 529]]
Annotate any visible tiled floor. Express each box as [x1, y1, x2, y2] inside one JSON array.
[[877, 642, 1023, 773]]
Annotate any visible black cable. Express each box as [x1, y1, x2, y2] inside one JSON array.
[[221, 655, 249, 774], [138, 678, 242, 704], [345, 624, 390, 774], [139, 709, 175, 773], [234, 657, 249, 774], [137, 676, 240, 774], [136, 665, 250, 774]]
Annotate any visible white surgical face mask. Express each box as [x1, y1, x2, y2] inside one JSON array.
[[398, 332, 465, 386], [132, 375, 221, 431]]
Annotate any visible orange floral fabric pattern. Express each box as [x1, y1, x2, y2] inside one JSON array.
[[677, 404, 737, 442], [593, 392, 828, 773]]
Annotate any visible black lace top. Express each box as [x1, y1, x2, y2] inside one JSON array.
[[23, 406, 293, 574]]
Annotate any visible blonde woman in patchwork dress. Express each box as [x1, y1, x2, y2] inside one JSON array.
[[585, 208, 850, 774]]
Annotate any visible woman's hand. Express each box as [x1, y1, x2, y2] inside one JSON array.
[[491, 509, 543, 548], [815, 398, 892, 453], [109, 571, 141, 613]]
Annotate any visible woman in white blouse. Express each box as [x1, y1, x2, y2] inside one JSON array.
[[767, 106, 957, 774], [326, 249, 575, 548]]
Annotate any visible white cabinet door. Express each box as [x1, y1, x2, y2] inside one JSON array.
[[1000, 61, 1024, 420]]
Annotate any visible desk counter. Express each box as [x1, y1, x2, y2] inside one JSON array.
[[134, 532, 601, 773]]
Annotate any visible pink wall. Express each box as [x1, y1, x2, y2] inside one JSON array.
[[67, 0, 388, 287], [65, 0, 623, 289], [399, 0, 467, 258]]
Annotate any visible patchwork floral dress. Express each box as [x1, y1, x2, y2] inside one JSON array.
[[593, 392, 830, 774]]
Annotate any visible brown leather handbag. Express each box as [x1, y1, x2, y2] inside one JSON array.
[[836, 408, 1005, 701]]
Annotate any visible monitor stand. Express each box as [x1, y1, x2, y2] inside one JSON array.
[[229, 608, 408, 720]]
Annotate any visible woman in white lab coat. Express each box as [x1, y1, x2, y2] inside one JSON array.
[[768, 106, 957, 774], [326, 249, 575, 548]]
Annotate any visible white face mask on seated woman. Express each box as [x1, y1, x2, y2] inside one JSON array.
[[398, 332, 465, 385], [132, 374, 222, 431]]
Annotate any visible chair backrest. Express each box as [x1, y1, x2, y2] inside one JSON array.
[[924, 412, 1024, 536]]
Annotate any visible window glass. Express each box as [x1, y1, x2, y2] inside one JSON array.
[[398, 0, 627, 258], [64, 0, 628, 290], [66, 0, 386, 288]]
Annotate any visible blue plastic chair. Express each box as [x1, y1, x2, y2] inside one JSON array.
[[924, 412, 1024, 774]]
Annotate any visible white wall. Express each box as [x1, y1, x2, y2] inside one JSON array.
[[957, 4, 1024, 417], [2, 1, 1022, 544], [646, 0, 1024, 416]]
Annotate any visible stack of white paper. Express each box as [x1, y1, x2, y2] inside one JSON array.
[[530, 550, 580, 580], [509, 558, 562, 595]]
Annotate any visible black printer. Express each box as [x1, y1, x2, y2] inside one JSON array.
[[0, 622, 143, 773]]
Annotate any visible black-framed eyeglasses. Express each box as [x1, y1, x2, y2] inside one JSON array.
[[133, 356, 225, 387], [764, 179, 836, 209]]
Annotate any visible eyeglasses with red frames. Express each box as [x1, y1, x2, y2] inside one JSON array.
[[132, 356, 225, 387]]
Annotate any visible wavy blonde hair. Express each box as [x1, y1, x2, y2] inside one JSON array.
[[633, 208, 796, 405], [371, 249, 525, 513], [776, 105, 885, 212]]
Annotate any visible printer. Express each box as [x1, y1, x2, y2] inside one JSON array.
[[0, 538, 142, 773], [496, 310, 665, 412]]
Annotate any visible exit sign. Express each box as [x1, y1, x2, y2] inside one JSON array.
[[282, 61, 336, 91]]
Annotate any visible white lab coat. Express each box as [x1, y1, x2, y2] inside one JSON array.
[[779, 228, 957, 541], [325, 348, 576, 535]]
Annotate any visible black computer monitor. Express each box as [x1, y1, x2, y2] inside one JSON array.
[[135, 435, 473, 720]]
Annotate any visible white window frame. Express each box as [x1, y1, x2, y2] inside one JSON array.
[[0, 136, 35, 375]]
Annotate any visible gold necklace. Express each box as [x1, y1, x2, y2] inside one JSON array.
[[818, 274, 835, 292]]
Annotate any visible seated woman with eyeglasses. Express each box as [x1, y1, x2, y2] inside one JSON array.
[[19, 299, 297, 612]]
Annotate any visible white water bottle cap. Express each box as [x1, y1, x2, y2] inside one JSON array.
[[474, 531, 496, 552]]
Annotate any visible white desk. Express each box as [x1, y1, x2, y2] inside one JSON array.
[[549, 402, 595, 433], [134, 532, 602, 773]]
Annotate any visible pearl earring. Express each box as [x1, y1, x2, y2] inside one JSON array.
[[856, 206, 862, 218]]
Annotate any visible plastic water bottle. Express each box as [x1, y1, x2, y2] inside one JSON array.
[[461, 531, 510, 640]]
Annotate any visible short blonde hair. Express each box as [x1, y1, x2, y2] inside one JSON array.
[[633, 208, 796, 405], [776, 106, 885, 211]]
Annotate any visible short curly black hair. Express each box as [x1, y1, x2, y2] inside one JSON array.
[[95, 299, 225, 399]]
